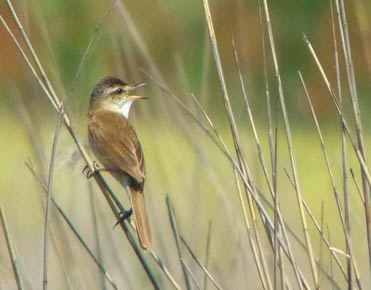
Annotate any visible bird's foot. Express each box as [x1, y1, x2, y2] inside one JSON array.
[[82, 161, 100, 179], [113, 208, 133, 229]]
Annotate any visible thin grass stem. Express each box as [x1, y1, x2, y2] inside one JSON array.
[[166, 195, 193, 290], [203, 221, 212, 290], [43, 108, 63, 290], [261, 0, 319, 287], [0, 202, 25, 290], [202, 2, 273, 288], [335, 0, 371, 279], [181, 258, 202, 290], [180, 236, 224, 290], [25, 163, 119, 290]]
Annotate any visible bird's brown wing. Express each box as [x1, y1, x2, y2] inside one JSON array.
[[88, 110, 145, 184]]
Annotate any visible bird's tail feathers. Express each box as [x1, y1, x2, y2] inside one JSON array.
[[130, 187, 152, 250]]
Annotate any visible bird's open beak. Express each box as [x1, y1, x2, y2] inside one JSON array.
[[133, 82, 147, 89], [129, 95, 147, 100], [128, 83, 147, 100]]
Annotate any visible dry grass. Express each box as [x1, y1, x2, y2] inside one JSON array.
[[0, 0, 371, 289]]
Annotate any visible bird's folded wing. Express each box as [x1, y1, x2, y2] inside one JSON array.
[[88, 110, 145, 183]]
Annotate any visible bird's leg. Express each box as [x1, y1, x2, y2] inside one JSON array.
[[82, 161, 120, 179], [113, 208, 133, 229], [82, 161, 100, 178], [113, 184, 134, 228]]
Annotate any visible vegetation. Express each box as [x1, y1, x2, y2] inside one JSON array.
[[0, 0, 371, 289]]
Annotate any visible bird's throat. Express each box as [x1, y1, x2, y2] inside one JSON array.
[[91, 100, 133, 119], [118, 100, 133, 119]]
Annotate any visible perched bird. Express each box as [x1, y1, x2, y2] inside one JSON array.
[[87, 76, 151, 249]]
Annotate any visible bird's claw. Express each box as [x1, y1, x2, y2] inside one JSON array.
[[82, 161, 100, 179], [113, 208, 133, 229]]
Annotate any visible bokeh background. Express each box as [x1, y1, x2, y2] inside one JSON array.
[[1, 0, 371, 289]]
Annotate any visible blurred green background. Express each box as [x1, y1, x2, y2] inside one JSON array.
[[1, 0, 370, 118], [1, 0, 371, 289]]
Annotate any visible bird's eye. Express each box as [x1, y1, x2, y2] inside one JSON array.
[[116, 88, 125, 94]]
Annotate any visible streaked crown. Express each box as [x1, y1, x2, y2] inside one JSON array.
[[90, 77, 131, 106]]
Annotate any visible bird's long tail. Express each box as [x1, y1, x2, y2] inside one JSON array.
[[130, 187, 152, 250]]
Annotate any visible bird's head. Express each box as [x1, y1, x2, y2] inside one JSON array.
[[89, 76, 146, 118]]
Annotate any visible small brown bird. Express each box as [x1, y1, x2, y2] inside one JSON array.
[[87, 76, 152, 250]]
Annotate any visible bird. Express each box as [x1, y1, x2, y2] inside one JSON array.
[[87, 76, 152, 250]]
